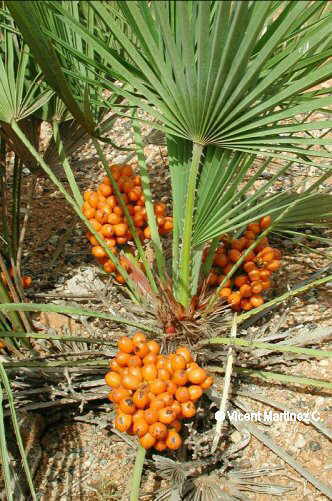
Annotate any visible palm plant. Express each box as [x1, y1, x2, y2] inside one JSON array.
[[7, 0, 332, 314], [2, 1, 332, 499]]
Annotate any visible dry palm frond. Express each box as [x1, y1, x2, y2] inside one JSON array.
[[181, 475, 237, 501]]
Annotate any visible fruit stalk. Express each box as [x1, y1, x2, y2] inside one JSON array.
[[129, 445, 146, 501]]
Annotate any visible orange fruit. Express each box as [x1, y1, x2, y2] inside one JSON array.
[[147, 340, 160, 354], [213, 253, 228, 268], [171, 400, 182, 417], [132, 332, 147, 345], [115, 274, 126, 284], [116, 237, 128, 245], [114, 413, 132, 432], [243, 250, 256, 262], [118, 336, 134, 353], [165, 381, 177, 395], [171, 355, 186, 371], [143, 227, 151, 239], [109, 387, 131, 403], [201, 375, 213, 389], [172, 369, 188, 386], [132, 410, 145, 422], [83, 190, 93, 201], [105, 371, 121, 388], [158, 407, 176, 424], [251, 281, 263, 294], [133, 418, 149, 437], [219, 287, 232, 298], [119, 397, 136, 414], [229, 249, 241, 263], [83, 205, 96, 219], [228, 291, 242, 306], [95, 209, 108, 224], [163, 218, 173, 232], [175, 346, 192, 363], [240, 299, 252, 311], [100, 224, 114, 237], [22, 276, 32, 288], [150, 398, 165, 411], [250, 295, 264, 307], [158, 368, 171, 381], [266, 260, 280, 272], [144, 408, 159, 425], [98, 183, 112, 197], [261, 279, 272, 290], [181, 401, 196, 418], [106, 195, 116, 209], [149, 379, 167, 395], [143, 353, 158, 365], [113, 223, 128, 237], [187, 367, 207, 385], [234, 275, 249, 287], [154, 202, 166, 216], [122, 374, 141, 391], [158, 392, 173, 407], [89, 193, 99, 208], [260, 215, 271, 229], [89, 219, 102, 232], [108, 213, 121, 225], [133, 214, 144, 227], [248, 269, 260, 282], [127, 355, 142, 368], [92, 246, 106, 258], [175, 387, 190, 403], [166, 430, 182, 450], [149, 422, 168, 440], [104, 260, 116, 273], [113, 205, 124, 217], [140, 432, 156, 449], [188, 385, 203, 401], [134, 342, 149, 359], [239, 284, 252, 298], [142, 364, 158, 381], [247, 222, 260, 234], [259, 269, 271, 280], [154, 440, 167, 451], [243, 261, 256, 273], [132, 389, 150, 409]]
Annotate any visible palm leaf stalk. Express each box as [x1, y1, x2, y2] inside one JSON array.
[[0, 364, 37, 500]]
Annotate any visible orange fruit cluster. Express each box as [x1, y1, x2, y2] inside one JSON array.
[[105, 333, 213, 451], [1, 267, 32, 289], [82, 164, 173, 279], [207, 216, 281, 311]]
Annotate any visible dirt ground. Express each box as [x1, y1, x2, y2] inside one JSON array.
[[5, 115, 332, 500]]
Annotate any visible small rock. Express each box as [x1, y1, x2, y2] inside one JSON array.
[[294, 434, 306, 449], [230, 431, 242, 443], [308, 441, 321, 451], [318, 359, 329, 367]]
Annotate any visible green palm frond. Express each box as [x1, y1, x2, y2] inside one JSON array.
[[0, 20, 54, 123], [12, 1, 331, 163]]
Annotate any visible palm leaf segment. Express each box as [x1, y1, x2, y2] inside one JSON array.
[[25, 0, 331, 162]]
